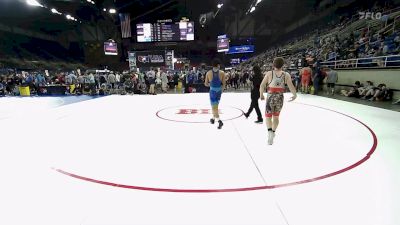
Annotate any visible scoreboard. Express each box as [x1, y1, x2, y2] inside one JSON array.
[[136, 21, 194, 42]]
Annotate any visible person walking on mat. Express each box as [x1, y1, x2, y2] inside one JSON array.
[[260, 57, 297, 145], [205, 58, 226, 129], [244, 65, 263, 123]]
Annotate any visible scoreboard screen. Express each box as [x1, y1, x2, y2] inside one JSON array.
[[136, 21, 194, 42], [217, 34, 229, 53], [104, 41, 118, 55]]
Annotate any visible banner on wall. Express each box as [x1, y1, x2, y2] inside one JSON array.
[[128, 51, 136, 71], [135, 51, 166, 68], [165, 50, 174, 70], [226, 45, 255, 54]]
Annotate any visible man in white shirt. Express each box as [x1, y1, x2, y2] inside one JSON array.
[[146, 69, 156, 95], [161, 70, 168, 93], [108, 72, 116, 89]]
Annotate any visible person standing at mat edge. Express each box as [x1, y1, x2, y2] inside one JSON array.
[[244, 65, 263, 123], [205, 58, 226, 129], [260, 57, 297, 145]]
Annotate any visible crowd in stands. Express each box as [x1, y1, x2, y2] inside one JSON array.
[[232, 0, 400, 104], [0, 68, 218, 97], [241, 1, 400, 70], [1, 2, 400, 105]]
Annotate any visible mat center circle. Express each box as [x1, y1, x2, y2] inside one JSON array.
[[156, 105, 244, 123]]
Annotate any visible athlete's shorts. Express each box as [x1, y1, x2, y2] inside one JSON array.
[[327, 83, 335, 88], [265, 93, 284, 117], [301, 77, 311, 86], [210, 87, 222, 106]]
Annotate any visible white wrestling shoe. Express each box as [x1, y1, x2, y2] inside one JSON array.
[[268, 131, 275, 145]]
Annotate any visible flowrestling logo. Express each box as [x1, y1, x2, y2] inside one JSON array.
[[359, 12, 384, 20]]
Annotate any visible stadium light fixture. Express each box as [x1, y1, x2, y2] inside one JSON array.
[[66, 14, 72, 20], [51, 8, 62, 15], [109, 8, 116, 14], [250, 6, 256, 13], [26, 0, 44, 7], [217, 3, 223, 9]]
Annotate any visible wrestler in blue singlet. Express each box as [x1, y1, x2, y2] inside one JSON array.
[[209, 69, 222, 106]]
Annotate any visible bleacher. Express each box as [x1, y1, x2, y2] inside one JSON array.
[[0, 30, 83, 70]]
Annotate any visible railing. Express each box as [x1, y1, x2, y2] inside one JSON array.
[[393, 15, 400, 34], [341, 6, 400, 34], [321, 55, 400, 69], [383, 6, 400, 16]]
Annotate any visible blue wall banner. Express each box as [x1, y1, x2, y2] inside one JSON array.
[[227, 45, 255, 54]]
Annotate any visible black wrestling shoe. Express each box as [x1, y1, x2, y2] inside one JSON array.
[[217, 120, 223, 129], [244, 113, 249, 119], [254, 119, 263, 124], [210, 118, 215, 124]]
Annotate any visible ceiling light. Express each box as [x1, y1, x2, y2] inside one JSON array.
[[109, 8, 116, 14], [26, 0, 44, 7], [51, 8, 61, 15], [103, 8, 106, 11], [217, 3, 223, 9], [66, 14, 71, 20], [250, 6, 256, 13]]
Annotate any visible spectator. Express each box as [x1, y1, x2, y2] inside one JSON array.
[[99, 73, 107, 87], [98, 84, 107, 96], [115, 73, 121, 89], [244, 65, 263, 123], [325, 68, 338, 95], [368, 84, 392, 101], [155, 69, 162, 88], [146, 69, 156, 95], [341, 81, 362, 98], [108, 72, 116, 89], [161, 70, 168, 93], [360, 81, 375, 98], [65, 72, 77, 86], [312, 59, 324, 95], [0, 80, 5, 96], [173, 72, 179, 90], [300, 65, 312, 93], [88, 73, 96, 95]]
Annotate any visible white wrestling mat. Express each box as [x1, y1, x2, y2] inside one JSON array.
[[0, 93, 399, 225]]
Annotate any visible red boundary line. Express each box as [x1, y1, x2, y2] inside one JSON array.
[[156, 105, 244, 123], [54, 102, 378, 193]]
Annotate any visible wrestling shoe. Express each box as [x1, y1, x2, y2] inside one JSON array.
[[267, 131, 275, 145], [254, 119, 263, 124], [217, 120, 224, 129], [210, 118, 215, 124]]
